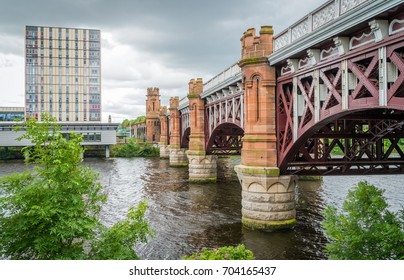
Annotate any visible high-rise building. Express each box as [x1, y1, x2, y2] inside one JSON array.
[[25, 26, 101, 122]]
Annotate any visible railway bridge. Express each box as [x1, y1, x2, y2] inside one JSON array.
[[148, 0, 404, 230]]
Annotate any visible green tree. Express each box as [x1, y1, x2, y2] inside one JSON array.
[[111, 138, 159, 158], [0, 115, 153, 259], [322, 181, 404, 260], [182, 244, 254, 260]]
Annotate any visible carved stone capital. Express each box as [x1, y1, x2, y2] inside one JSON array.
[[307, 49, 320, 65], [369, 19, 389, 42], [333, 36, 349, 55]]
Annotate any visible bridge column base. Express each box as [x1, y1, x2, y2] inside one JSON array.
[[235, 165, 296, 231], [187, 153, 217, 182], [169, 147, 188, 167], [159, 144, 170, 159]]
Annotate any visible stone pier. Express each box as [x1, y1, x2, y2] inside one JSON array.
[[159, 106, 170, 158], [235, 26, 296, 230], [235, 166, 296, 230], [186, 78, 217, 182], [168, 96, 188, 167]]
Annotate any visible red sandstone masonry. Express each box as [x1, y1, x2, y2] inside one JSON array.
[[188, 78, 206, 152], [239, 26, 277, 167], [146, 87, 161, 143], [169, 97, 180, 147]]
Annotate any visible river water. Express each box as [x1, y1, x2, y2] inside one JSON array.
[[0, 157, 403, 260]]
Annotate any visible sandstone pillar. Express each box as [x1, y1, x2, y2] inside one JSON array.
[[168, 97, 188, 167], [186, 78, 217, 182], [159, 106, 170, 158], [146, 87, 161, 144], [235, 26, 296, 230]]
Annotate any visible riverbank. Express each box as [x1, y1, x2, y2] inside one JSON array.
[[110, 140, 159, 157]]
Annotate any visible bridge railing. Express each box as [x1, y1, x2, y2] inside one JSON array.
[[273, 0, 369, 52], [203, 63, 241, 92], [178, 96, 189, 110]]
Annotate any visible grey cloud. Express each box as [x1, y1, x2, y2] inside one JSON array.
[[0, 0, 327, 121]]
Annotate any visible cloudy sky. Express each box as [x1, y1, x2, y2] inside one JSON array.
[[0, 0, 325, 123]]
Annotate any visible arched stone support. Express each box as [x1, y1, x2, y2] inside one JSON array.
[[159, 144, 170, 159], [235, 165, 296, 230], [169, 147, 188, 167], [187, 152, 217, 182]]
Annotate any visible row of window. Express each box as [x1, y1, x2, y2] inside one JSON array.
[[26, 49, 100, 57], [25, 59, 100, 67], [0, 113, 25, 122], [26, 77, 100, 84], [26, 28, 100, 40], [26, 62, 100, 71], [81, 133, 101, 142], [26, 86, 100, 92]]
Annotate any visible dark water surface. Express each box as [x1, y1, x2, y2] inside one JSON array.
[[1, 157, 403, 260]]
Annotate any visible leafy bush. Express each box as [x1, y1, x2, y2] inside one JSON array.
[[182, 244, 254, 260], [322, 181, 404, 260], [111, 139, 159, 157], [0, 115, 153, 259]]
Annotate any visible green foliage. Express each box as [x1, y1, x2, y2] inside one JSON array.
[[322, 181, 404, 260], [0, 114, 153, 259], [121, 116, 146, 129], [90, 201, 154, 260], [182, 244, 254, 260], [0, 147, 23, 160], [111, 139, 159, 157]]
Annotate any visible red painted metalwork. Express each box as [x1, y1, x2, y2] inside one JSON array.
[[319, 63, 342, 119], [387, 41, 404, 110], [283, 113, 404, 175], [277, 79, 294, 161], [206, 123, 244, 155], [277, 33, 404, 175], [181, 127, 190, 149], [204, 91, 244, 154]]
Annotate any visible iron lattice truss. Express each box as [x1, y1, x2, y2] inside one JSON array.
[[205, 91, 244, 154], [277, 35, 404, 175], [206, 124, 244, 155], [283, 117, 404, 175]]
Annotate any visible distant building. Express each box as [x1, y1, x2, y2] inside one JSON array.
[[25, 25, 101, 122], [0, 107, 25, 121]]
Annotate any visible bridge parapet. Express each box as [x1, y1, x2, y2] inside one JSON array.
[[178, 96, 189, 110], [202, 63, 241, 98], [270, 0, 403, 65], [273, 0, 369, 52]]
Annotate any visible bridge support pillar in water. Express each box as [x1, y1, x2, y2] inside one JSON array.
[[187, 153, 217, 182], [169, 147, 188, 167], [235, 165, 296, 230], [236, 26, 296, 230], [159, 144, 170, 159], [168, 97, 188, 167], [187, 78, 218, 182], [159, 106, 170, 159]]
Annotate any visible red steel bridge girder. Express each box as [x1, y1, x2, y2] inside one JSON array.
[[277, 36, 404, 175]]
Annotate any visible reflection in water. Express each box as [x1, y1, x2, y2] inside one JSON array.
[[0, 157, 403, 260]]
